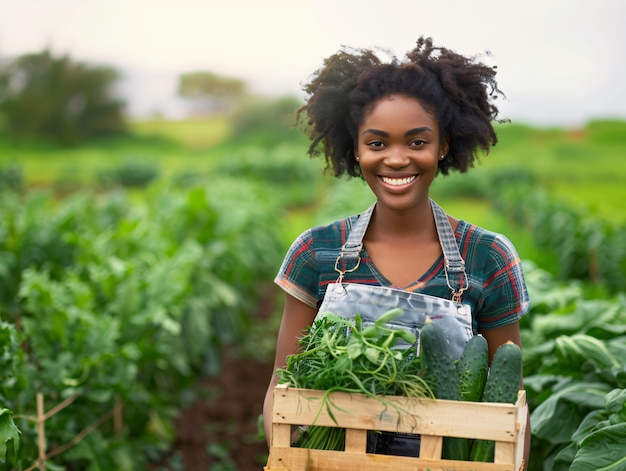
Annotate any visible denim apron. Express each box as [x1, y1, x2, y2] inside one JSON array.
[[315, 199, 473, 457]]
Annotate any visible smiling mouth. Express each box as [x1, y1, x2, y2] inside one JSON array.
[[380, 175, 417, 186]]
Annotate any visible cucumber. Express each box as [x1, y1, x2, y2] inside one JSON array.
[[420, 318, 469, 460], [482, 340, 523, 404], [470, 341, 523, 463], [456, 334, 489, 402], [419, 318, 461, 400]]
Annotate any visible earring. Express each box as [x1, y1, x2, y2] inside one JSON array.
[[355, 156, 360, 162], [439, 154, 446, 160]]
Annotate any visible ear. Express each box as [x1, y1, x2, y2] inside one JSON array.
[[439, 139, 450, 158]]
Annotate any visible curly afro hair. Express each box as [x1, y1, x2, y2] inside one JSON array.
[[297, 36, 505, 178]]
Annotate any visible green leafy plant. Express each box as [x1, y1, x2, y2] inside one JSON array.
[[95, 159, 160, 188], [0, 181, 284, 469], [0, 408, 20, 463], [0, 165, 24, 193], [520, 264, 626, 470]]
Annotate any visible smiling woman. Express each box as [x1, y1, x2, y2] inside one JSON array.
[[264, 36, 531, 467]]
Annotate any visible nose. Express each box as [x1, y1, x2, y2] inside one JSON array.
[[384, 145, 410, 168]]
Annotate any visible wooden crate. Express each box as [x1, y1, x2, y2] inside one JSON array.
[[265, 383, 527, 471]]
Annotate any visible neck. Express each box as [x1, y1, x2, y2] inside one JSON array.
[[367, 199, 436, 240]]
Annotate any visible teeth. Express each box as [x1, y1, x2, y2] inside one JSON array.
[[381, 175, 416, 186]]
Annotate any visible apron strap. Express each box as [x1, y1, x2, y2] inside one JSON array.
[[335, 199, 468, 301], [430, 199, 469, 302], [334, 203, 374, 281]]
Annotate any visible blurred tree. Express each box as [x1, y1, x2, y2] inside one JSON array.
[[177, 71, 247, 116], [0, 49, 127, 146]]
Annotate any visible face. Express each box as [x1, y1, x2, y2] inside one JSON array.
[[355, 94, 447, 212]]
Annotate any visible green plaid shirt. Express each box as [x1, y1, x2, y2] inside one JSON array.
[[275, 214, 530, 333]]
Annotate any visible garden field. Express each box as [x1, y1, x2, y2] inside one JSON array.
[[1, 115, 626, 470]]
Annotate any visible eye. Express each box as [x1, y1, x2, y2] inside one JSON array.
[[410, 139, 427, 147], [368, 140, 385, 148]]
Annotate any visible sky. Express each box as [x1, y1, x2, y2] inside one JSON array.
[[1, 0, 625, 127]]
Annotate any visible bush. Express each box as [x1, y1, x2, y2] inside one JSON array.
[[95, 159, 160, 188], [211, 144, 322, 207], [229, 96, 304, 146], [0, 165, 23, 192]]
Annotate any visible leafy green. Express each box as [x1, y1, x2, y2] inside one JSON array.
[[0, 408, 20, 462], [555, 334, 621, 371], [570, 389, 626, 471], [570, 424, 626, 471], [522, 265, 626, 470], [277, 310, 432, 450], [531, 382, 612, 443]]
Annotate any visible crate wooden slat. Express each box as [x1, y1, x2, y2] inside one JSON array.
[[266, 383, 527, 471]]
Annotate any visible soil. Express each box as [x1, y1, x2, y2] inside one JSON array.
[[170, 349, 274, 471]]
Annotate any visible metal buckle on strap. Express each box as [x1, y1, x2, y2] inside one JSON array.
[[445, 259, 468, 303], [334, 253, 361, 283]]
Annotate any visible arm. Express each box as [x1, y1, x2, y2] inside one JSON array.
[[263, 293, 318, 446], [481, 322, 530, 470]]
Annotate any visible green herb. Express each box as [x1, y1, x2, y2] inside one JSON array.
[[276, 309, 433, 450]]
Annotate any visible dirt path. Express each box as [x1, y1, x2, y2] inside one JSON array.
[[172, 350, 274, 470]]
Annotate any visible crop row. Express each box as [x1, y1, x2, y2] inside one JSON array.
[[0, 181, 285, 469], [492, 182, 626, 293]]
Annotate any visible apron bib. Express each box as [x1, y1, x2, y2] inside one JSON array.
[[317, 199, 473, 359]]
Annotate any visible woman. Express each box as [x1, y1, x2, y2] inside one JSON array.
[[263, 36, 530, 466]]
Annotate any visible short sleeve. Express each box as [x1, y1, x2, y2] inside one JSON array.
[[475, 233, 530, 331], [274, 229, 320, 309]]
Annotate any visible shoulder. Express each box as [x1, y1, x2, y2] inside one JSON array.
[[276, 212, 363, 308], [297, 213, 359, 248], [284, 213, 360, 263], [455, 221, 522, 268], [457, 221, 518, 252], [453, 221, 530, 328]]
